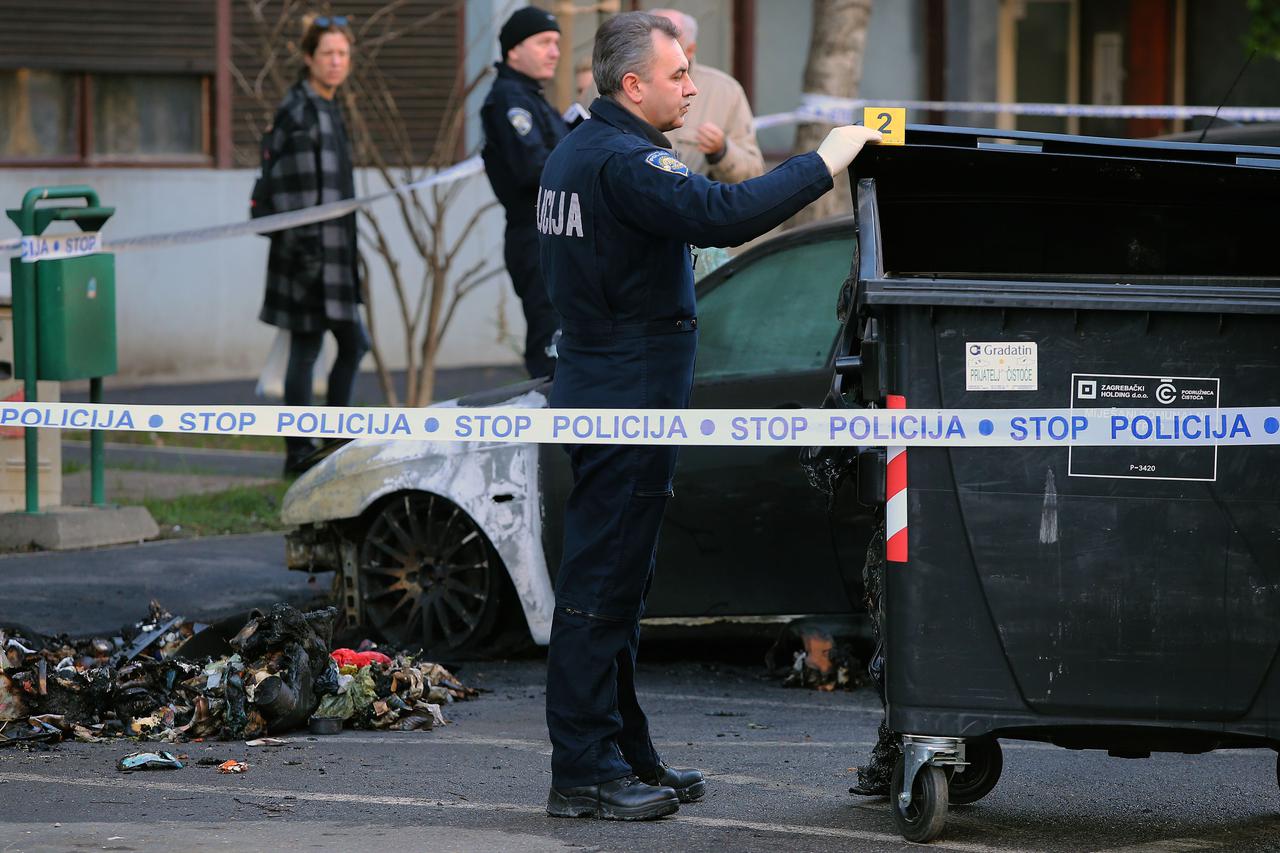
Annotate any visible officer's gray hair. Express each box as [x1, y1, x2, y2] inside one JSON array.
[[592, 12, 682, 98]]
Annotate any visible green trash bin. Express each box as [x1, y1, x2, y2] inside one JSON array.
[[13, 252, 117, 382], [7, 186, 117, 512]]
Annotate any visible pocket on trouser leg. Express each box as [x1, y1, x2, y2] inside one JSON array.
[[588, 488, 670, 621], [633, 488, 674, 499]]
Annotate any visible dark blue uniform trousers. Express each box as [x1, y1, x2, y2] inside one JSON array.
[[546, 331, 694, 789], [504, 225, 559, 380]]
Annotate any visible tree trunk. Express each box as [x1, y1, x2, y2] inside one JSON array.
[[789, 0, 874, 228]]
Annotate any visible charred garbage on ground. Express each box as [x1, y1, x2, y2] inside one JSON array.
[[767, 618, 873, 692], [0, 601, 477, 747]]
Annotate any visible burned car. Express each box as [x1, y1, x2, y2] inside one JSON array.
[[283, 219, 875, 653]]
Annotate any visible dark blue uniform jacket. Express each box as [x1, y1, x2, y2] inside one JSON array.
[[538, 97, 833, 412], [480, 62, 569, 228]]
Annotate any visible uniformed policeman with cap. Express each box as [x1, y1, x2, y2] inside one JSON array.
[[538, 11, 881, 821], [481, 6, 569, 379]]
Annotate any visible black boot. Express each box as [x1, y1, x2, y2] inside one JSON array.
[[637, 763, 706, 803], [547, 775, 679, 820], [283, 437, 320, 477]]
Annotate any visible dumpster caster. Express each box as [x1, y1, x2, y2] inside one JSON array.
[[892, 736, 962, 843], [891, 756, 948, 843], [949, 737, 1003, 805]]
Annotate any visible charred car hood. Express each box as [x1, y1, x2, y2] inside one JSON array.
[[280, 386, 548, 525]]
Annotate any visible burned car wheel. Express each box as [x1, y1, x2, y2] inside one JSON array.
[[358, 492, 505, 654]]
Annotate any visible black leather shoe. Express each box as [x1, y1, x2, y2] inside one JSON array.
[[547, 775, 679, 821], [637, 763, 706, 803]]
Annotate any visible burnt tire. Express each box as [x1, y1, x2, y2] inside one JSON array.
[[949, 737, 1003, 805], [357, 492, 507, 655], [890, 755, 949, 844]]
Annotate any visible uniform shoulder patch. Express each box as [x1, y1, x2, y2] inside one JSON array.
[[643, 150, 690, 176], [507, 107, 534, 136]]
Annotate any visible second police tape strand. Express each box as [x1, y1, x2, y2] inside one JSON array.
[[1, 155, 487, 258], [6, 402, 1280, 447], [9, 97, 1276, 258]]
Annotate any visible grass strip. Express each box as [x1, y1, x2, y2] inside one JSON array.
[[142, 481, 291, 538], [64, 430, 280, 454]]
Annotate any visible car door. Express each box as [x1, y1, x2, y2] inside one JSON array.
[[643, 226, 873, 618]]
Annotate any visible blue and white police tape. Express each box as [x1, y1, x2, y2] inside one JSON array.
[[1, 156, 488, 260], [8, 402, 1280, 448], [796, 95, 1280, 125], [4, 109, 812, 260], [10, 97, 1279, 260]]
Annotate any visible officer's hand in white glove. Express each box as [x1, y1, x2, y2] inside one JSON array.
[[816, 125, 884, 176]]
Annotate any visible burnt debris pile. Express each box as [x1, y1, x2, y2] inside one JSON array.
[[1, 602, 478, 746]]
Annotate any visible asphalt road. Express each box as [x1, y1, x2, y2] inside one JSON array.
[[2, 536, 1279, 852], [2, 657, 1279, 852], [0, 533, 330, 636]]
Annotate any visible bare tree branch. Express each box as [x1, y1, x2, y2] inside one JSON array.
[[444, 200, 498, 269], [357, 251, 399, 406], [438, 267, 504, 355]]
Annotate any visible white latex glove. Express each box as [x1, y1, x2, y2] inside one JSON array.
[[815, 125, 884, 176]]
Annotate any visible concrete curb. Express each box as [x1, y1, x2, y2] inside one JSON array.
[[0, 505, 159, 551]]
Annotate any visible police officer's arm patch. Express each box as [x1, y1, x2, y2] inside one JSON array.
[[507, 107, 534, 137], [644, 150, 690, 176]]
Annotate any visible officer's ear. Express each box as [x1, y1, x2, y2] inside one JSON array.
[[619, 70, 645, 105]]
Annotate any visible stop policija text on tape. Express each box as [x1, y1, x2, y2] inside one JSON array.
[[2, 402, 1279, 448]]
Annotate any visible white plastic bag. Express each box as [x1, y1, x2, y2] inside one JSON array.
[[254, 329, 334, 400]]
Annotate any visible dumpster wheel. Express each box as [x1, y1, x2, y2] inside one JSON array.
[[948, 737, 1003, 805], [891, 755, 949, 843]]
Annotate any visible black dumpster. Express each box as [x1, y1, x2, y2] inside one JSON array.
[[829, 126, 1280, 842]]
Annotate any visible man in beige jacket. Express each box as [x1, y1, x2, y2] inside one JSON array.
[[648, 8, 764, 183]]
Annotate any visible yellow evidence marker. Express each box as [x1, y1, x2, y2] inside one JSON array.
[[863, 107, 906, 145]]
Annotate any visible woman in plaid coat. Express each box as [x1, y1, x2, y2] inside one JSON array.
[[259, 16, 367, 475]]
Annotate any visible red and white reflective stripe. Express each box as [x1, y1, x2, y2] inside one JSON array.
[[885, 395, 908, 563]]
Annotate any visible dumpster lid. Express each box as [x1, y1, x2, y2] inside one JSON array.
[[850, 124, 1280, 291], [849, 123, 1280, 189]]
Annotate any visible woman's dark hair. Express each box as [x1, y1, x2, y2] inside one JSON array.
[[300, 14, 354, 58]]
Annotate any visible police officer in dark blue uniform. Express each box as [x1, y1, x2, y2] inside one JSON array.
[[537, 11, 882, 821], [481, 7, 569, 379]]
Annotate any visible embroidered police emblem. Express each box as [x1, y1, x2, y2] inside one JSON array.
[[507, 107, 534, 136], [644, 150, 690, 176]]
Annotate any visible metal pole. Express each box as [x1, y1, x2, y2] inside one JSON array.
[[90, 376, 104, 506], [18, 262, 38, 513]]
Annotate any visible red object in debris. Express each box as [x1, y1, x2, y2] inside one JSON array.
[[330, 648, 393, 668]]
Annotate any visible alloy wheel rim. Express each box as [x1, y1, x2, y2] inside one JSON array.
[[360, 493, 492, 647]]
